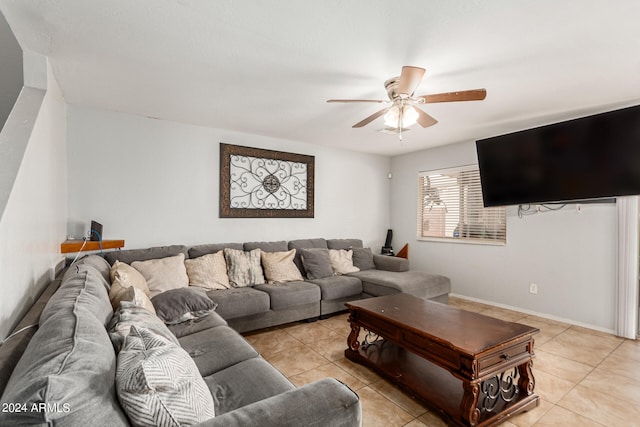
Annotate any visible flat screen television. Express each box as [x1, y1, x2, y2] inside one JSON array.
[[476, 104, 640, 207]]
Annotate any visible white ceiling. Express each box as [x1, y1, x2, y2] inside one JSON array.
[[2, 0, 640, 156]]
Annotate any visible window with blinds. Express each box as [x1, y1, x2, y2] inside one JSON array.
[[417, 165, 506, 245]]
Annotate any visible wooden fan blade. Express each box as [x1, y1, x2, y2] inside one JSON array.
[[415, 108, 438, 128], [352, 108, 389, 128], [419, 89, 487, 103], [397, 66, 426, 96], [327, 99, 386, 103]]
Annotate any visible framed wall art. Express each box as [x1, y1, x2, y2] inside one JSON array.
[[219, 143, 315, 218]]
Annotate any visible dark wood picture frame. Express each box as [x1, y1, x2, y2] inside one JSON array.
[[219, 143, 315, 218]]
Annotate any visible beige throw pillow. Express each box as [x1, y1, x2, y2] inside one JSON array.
[[184, 251, 230, 290], [329, 249, 360, 275], [132, 253, 189, 298], [261, 249, 304, 284], [110, 260, 151, 296], [109, 282, 156, 314]]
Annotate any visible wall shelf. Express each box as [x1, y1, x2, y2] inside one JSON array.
[[60, 239, 125, 253]]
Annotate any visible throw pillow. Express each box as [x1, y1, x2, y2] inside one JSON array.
[[151, 287, 218, 325], [116, 326, 215, 426], [108, 301, 179, 353], [223, 248, 265, 287], [131, 253, 189, 298], [184, 251, 230, 290], [299, 248, 334, 280], [110, 284, 156, 314], [261, 249, 304, 284], [329, 249, 360, 275], [352, 247, 376, 271], [110, 260, 151, 296]]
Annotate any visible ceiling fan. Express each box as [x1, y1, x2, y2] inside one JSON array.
[[327, 66, 486, 140]]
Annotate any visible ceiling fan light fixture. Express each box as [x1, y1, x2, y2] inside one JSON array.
[[384, 105, 418, 129]]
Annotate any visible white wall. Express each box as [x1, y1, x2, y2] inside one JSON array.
[[391, 140, 617, 331], [0, 62, 67, 340], [67, 106, 391, 250]]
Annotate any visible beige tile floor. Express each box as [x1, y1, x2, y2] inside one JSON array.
[[243, 296, 640, 426]]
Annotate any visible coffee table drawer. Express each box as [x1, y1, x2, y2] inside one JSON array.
[[357, 312, 400, 341], [478, 341, 531, 373]]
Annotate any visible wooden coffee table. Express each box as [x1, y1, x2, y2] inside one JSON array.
[[345, 294, 539, 426]]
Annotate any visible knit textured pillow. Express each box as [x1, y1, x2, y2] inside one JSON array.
[[223, 248, 265, 287], [261, 249, 304, 284], [116, 326, 215, 426], [184, 251, 230, 290]]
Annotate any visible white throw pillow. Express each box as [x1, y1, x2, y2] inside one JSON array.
[[184, 251, 230, 290], [116, 326, 215, 426], [132, 253, 189, 298], [110, 260, 151, 296], [329, 249, 360, 275], [261, 249, 304, 284], [109, 284, 156, 314]]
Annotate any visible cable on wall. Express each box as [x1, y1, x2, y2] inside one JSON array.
[[517, 203, 568, 218]]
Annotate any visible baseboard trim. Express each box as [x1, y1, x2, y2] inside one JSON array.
[[449, 293, 617, 336]]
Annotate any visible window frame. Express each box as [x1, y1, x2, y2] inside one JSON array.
[[416, 164, 507, 246]]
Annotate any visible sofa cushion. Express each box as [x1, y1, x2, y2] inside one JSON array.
[[189, 242, 243, 259], [178, 326, 259, 377], [0, 267, 128, 426], [329, 249, 360, 274], [300, 248, 333, 280], [168, 311, 228, 339], [348, 269, 451, 299], [116, 326, 216, 426], [76, 254, 112, 283], [327, 239, 364, 250], [40, 264, 113, 326], [288, 238, 328, 276], [372, 254, 410, 272], [261, 249, 304, 284], [105, 244, 188, 265], [309, 275, 363, 300], [151, 287, 218, 324], [132, 253, 189, 297], [184, 251, 230, 290], [206, 288, 270, 320], [108, 301, 179, 352], [224, 248, 265, 287], [254, 281, 321, 310], [204, 358, 294, 416], [244, 240, 288, 252], [352, 247, 376, 271]]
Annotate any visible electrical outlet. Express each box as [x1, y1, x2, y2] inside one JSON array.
[[529, 283, 538, 294]]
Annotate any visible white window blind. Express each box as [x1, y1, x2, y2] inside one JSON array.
[[417, 165, 506, 245]]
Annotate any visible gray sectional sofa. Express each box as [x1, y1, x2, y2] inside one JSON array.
[[0, 237, 450, 426], [0, 254, 360, 426], [102, 238, 449, 333]]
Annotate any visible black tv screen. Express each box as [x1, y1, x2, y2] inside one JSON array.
[[476, 104, 640, 207]]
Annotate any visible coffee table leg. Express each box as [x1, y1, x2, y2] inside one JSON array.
[[347, 316, 361, 351], [461, 381, 481, 426], [518, 359, 535, 395]]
